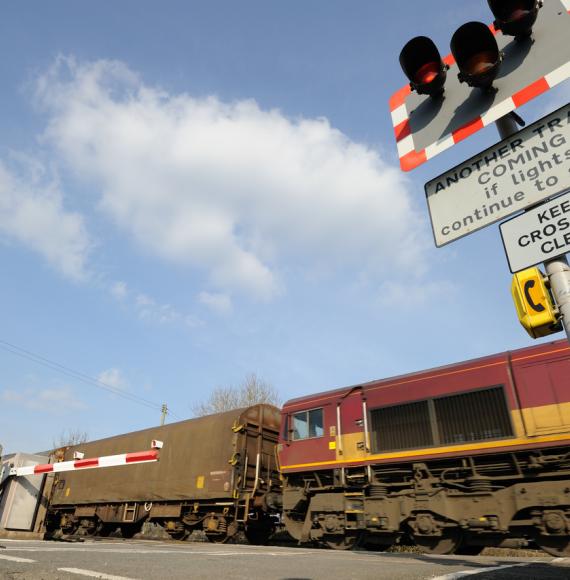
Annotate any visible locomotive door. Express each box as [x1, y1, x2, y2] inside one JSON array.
[[337, 387, 370, 461], [515, 357, 570, 436]]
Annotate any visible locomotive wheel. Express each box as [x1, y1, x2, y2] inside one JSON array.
[[360, 534, 396, 552], [455, 543, 484, 556], [412, 530, 462, 555], [323, 534, 359, 550], [535, 535, 570, 557], [282, 512, 304, 541]]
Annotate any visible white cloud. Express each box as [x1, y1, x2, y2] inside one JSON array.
[[135, 293, 154, 307], [97, 367, 128, 391], [134, 292, 181, 323], [110, 280, 128, 299], [0, 156, 90, 281], [1, 386, 86, 411], [35, 57, 429, 300], [109, 279, 202, 327], [198, 291, 232, 313]]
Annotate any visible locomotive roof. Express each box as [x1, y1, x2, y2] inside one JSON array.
[[282, 339, 569, 410]]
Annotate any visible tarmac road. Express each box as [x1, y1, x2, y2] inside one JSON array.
[[1, 539, 570, 580]]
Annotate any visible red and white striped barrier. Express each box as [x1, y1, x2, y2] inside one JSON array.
[[9, 449, 159, 477]]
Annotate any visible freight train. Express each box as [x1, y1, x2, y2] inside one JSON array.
[[43, 339, 570, 555]]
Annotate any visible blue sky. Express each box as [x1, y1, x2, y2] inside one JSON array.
[[1, 1, 568, 453]]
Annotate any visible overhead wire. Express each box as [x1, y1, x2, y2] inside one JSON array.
[[0, 339, 183, 420]]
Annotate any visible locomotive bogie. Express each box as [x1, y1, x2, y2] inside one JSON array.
[[282, 445, 570, 553]]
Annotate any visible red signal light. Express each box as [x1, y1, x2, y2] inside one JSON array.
[[399, 36, 448, 97], [415, 62, 440, 85], [488, 0, 542, 38], [451, 22, 502, 90], [465, 51, 498, 77]]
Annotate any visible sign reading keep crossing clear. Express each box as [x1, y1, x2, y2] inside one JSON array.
[[500, 189, 570, 273], [425, 103, 570, 247]]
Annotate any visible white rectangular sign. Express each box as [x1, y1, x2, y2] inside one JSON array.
[[425, 103, 570, 247], [500, 189, 570, 273]]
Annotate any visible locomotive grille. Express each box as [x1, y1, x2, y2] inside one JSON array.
[[434, 386, 513, 444], [370, 400, 433, 452], [370, 385, 513, 452]]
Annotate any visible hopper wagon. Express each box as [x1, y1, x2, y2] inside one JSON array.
[[46, 404, 281, 544]]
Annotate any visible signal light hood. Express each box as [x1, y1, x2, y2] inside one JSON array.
[[488, 0, 543, 38], [399, 36, 448, 97], [451, 21, 503, 91]]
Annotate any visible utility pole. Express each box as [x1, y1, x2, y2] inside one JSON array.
[[545, 258, 570, 342], [160, 403, 168, 426]]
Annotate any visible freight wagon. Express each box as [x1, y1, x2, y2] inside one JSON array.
[[278, 340, 570, 555], [46, 404, 281, 544]]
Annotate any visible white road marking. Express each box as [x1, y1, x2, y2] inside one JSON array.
[[12, 546, 316, 556], [431, 563, 529, 580], [58, 568, 138, 580], [0, 554, 36, 563]]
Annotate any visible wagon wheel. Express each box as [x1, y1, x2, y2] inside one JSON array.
[[167, 530, 189, 541], [206, 532, 230, 544], [535, 535, 570, 557], [120, 524, 139, 539], [61, 523, 79, 536], [412, 530, 462, 555], [244, 525, 273, 545], [76, 521, 98, 537], [95, 523, 115, 537]]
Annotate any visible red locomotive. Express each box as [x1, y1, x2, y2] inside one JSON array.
[[278, 339, 570, 555]]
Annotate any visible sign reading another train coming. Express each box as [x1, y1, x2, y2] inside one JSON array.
[[425, 103, 570, 247]]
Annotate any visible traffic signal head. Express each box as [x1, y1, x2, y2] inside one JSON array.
[[451, 22, 502, 90], [488, 0, 542, 39], [399, 36, 447, 97]]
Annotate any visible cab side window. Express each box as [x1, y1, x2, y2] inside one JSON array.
[[309, 408, 324, 437], [281, 414, 289, 441], [292, 408, 323, 440]]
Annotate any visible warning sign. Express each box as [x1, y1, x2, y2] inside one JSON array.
[[425, 103, 570, 247], [500, 189, 570, 273]]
